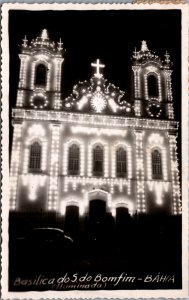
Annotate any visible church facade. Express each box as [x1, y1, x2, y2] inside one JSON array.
[[9, 29, 181, 219]]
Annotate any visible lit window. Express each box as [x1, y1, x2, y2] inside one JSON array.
[[29, 141, 41, 172], [93, 145, 103, 176], [35, 64, 47, 86], [151, 149, 162, 179], [68, 144, 80, 175], [116, 147, 127, 177], [148, 74, 158, 97]]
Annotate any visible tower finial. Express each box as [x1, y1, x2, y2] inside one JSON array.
[[133, 47, 139, 58], [41, 29, 48, 40], [22, 35, 28, 47], [58, 38, 63, 51], [141, 40, 149, 52], [165, 51, 170, 64]]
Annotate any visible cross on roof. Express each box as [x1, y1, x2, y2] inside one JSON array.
[[91, 59, 105, 78]]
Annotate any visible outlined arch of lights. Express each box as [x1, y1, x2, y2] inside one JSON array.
[[30, 92, 48, 109], [88, 140, 109, 178], [111, 142, 132, 180], [63, 138, 85, 177], [144, 70, 162, 102], [31, 59, 51, 90]]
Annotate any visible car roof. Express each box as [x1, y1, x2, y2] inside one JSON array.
[[32, 227, 64, 233]]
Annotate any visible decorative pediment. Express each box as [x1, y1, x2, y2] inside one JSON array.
[[63, 59, 132, 116]]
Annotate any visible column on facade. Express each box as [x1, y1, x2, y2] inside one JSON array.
[[132, 66, 141, 116], [168, 132, 181, 214], [18, 54, 28, 89], [134, 130, 146, 213], [165, 70, 174, 119], [17, 54, 28, 107], [54, 58, 63, 92], [53, 58, 63, 110], [47, 122, 61, 211], [30, 61, 36, 91], [10, 121, 23, 210]]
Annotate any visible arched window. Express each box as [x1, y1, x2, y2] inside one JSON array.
[[93, 145, 103, 176], [68, 144, 80, 175], [148, 74, 159, 97], [151, 149, 162, 179], [29, 141, 41, 172], [35, 64, 47, 86], [116, 147, 127, 177]]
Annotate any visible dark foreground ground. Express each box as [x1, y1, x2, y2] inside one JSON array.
[[9, 212, 182, 291]]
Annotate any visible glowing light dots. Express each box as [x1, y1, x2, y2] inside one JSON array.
[[77, 96, 88, 110], [54, 93, 62, 110], [132, 66, 141, 99], [148, 181, 169, 205], [10, 122, 22, 210], [91, 92, 107, 113], [165, 69, 173, 102], [18, 54, 29, 89], [54, 58, 64, 91], [22, 124, 48, 174], [17, 90, 24, 107], [22, 174, 46, 201], [111, 143, 132, 180], [48, 123, 61, 211], [141, 40, 149, 52], [147, 102, 162, 118], [144, 72, 162, 102], [168, 133, 181, 214], [23, 148, 29, 174], [41, 29, 48, 40], [28, 124, 45, 137], [134, 130, 146, 213], [71, 126, 127, 137], [22, 35, 28, 48], [30, 60, 51, 91], [10, 32, 181, 219], [167, 103, 174, 119], [148, 133, 163, 145], [13, 108, 179, 132], [104, 144, 109, 178], [112, 199, 135, 217], [30, 93, 48, 109], [147, 133, 168, 181], [62, 139, 85, 177], [134, 100, 141, 117], [91, 59, 105, 79], [87, 144, 92, 177]]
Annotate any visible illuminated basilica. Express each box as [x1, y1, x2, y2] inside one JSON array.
[[10, 29, 181, 220]]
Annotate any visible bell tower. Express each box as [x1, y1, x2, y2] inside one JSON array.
[[132, 41, 174, 120], [16, 29, 64, 110]]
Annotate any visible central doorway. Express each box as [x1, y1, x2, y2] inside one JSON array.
[[89, 199, 106, 222], [65, 205, 79, 238], [88, 199, 109, 251]]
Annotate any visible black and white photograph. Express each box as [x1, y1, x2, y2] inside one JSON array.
[[1, 3, 188, 299]]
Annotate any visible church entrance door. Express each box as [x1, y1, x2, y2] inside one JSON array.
[[88, 199, 107, 250], [65, 205, 79, 238], [89, 199, 106, 222]]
